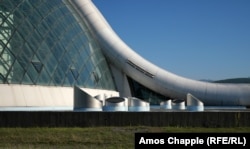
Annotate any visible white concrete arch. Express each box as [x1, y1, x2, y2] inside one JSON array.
[[68, 0, 250, 106]]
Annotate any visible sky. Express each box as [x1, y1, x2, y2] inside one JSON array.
[[92, 0, 250, 81]]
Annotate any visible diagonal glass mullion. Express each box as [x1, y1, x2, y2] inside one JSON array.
[[10, 60, 25, 83], [1, 47, 15, 66], [13, 10, 26, 28], [8, 31, 25, 57], [1, 28, 13, 39], [36, 41, 50, 61], [36, 65, 50, 85], [0, 1, 14, 13], [43, 50, 57, 75], [0, 59, 9, 72]]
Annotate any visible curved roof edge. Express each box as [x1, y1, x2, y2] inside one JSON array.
[[68, 0, 250, 106]]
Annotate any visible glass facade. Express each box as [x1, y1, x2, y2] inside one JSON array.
[[0, 0, 116, 90], [127, 76, 170, 105]]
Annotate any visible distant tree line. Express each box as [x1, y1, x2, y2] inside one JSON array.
[[213, 78, 250, 84]]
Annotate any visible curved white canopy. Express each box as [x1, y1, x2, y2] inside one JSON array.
[[69, 0, 250, 106]]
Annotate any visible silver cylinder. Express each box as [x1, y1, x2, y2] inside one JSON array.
[[128, 97, 150, 111], [103, 97, 127, 111]]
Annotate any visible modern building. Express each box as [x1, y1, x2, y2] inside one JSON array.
[[1, 0, 250, 111]]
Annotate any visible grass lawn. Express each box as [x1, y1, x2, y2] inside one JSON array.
[[0, 126, 250, 149]]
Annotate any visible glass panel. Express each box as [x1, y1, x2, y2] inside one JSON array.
[[60, 34, 70, 49], [44, 15, 56, 27], [17, 54, 29, 72], [28, 10, 42, 27], [36, 41, 50, 61], [51, 43, 65, 61], [65, 71, 75, 86], [85, 59, 94, 76], [59, 6, 70, 16], [45, 31, 57, 48], [17, 43, 34, 70], [11, 60, 25, 83], [72, 52, 82, 71], [18, 0, 33, 17], [59, 56, 70, 73], [65, 25, 76, 42], [0, 48, 14, 67], [51, 8, 63, 21], [44, 51, 57, 75], [36, 19, 50, 37], [0, 59, 8, 81], [79, 47, 88, 63], [0, 73, 4, 83], [17, 20, 33, 40], [44, 56, 57, 76], [37, 2, 51, 16], [31, 61, 43, 73], [9, 32, 25, 56], [26, 62, 38, 83], [22, 72, 33, 84], [85, 75, 95, 88], [77, 66, 90, 87], [36, 68, 50, 85], [66, 43, 77, 60], [53, 64, 65, 85], [54, 18, 66, 37], [30, 0, 44, 9], [27, 29, 42, 52], [1, 48, 15, 83], [70, 66, 79, 80], [63, 77, 70, 86], [90, 51, 100, 66], [0, 0, 14, 11], [13, 9, 25, 27]]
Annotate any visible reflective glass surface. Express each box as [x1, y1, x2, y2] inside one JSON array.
[[127, 76, 170, 105], [0, 0, 116, 90]]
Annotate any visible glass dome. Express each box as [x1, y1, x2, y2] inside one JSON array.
[[0, 0, 116, 90]]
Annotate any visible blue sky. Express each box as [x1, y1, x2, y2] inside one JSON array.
[[92, 0, 250, 81]]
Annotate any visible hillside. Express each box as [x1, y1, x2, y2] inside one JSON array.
[[213, 78, 250, 84]]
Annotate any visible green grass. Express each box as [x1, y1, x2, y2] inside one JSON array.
[[0, 126, 250, 149]]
